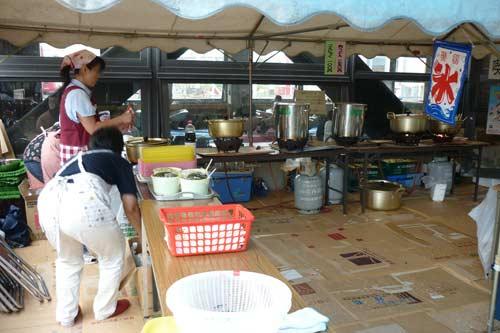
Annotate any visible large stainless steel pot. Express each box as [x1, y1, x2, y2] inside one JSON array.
[[207, 119, 245, 138], [274, 103, 310, 141], [125, 137, 170, 164], [387, 112, 428, 134], [332, 103, 366, 145], [362, 180, 405, 211]]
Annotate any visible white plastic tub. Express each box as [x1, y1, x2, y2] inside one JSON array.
[[151, 167, 181, 196], [180, 168, 210, 195], [166, 271, 292, 333]]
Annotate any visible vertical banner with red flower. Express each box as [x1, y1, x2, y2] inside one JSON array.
[[425, 40, 472, 125]]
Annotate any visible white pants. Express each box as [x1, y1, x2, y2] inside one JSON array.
[[38, 172, 125, 324]]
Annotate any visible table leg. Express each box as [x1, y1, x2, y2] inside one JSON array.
[[343, 154, 349, 215], [141, 216, 151, 318], [450, 159, 456, 195], [361, 153, 368, 214], [475, 147, 483, 201], [324, 159, 330, 207]]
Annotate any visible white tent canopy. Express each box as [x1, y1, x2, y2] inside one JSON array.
[[0, 0, 499, 59]]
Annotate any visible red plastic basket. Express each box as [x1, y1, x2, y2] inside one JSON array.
[[159, 204, 255, 257]]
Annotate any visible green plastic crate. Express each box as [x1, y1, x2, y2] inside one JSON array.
[[381, 159, 418, 176]]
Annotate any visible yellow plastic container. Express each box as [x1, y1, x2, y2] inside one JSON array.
[[141, 145, 195, 163], [141, 316, 178, 333]]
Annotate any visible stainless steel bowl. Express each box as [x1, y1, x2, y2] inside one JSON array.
[[429, 119, 463, 136], [125, 137, 170, 164], [387, 112, 428, 134], [362, 180, 405, 211], [207, 119, 245, 138]]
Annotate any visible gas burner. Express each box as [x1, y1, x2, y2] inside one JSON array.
[[214, 137, 243, 152], [392, 133, 423, 146], [432, 134, 454, 143], [278, 138, 308, 151], [334, 136, 360, 146]]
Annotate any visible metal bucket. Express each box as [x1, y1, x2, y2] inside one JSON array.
[[273, 103, 310, 142], [332, 103, 366, 145]]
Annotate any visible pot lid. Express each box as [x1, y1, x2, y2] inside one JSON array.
[[208, 119, 245, 123], [392, 112, 427, 118], [126, 137, 169, 145]]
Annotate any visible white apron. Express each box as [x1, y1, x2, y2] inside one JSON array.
[[38, 150, 125, 324]]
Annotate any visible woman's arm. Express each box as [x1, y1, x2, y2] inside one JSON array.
[[78, 110, 134, 135]]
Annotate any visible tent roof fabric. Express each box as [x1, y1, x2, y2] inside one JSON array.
[[0, 0, 498, 59]]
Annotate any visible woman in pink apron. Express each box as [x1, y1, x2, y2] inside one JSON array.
[[59, 50, 134, 165]]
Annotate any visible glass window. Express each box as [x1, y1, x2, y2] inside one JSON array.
[[359, 56, 391, 72], [177, 49, 224, 61], [39, 43, 101, 57], [253, 51, 293, 64], [171, 83, 224, 100], [396, 57, 427, 73], [5, 80, 143, 156], [0, 39, 40, 56], [2, 80, 60, 155], [100, 46, 140, 59], [393, 82, 426, 103], [168, 83, 333, 146], [253, 84, 294, 100]]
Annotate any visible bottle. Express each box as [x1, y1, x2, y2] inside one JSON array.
[[185, 120, 196, 147]]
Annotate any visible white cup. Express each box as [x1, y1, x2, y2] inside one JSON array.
[[99, 110, 111, 121]]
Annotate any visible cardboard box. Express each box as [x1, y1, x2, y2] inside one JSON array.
[[136, 266, 153, 315], [129, 238, 153, 316], [18, 179, 45, 240]]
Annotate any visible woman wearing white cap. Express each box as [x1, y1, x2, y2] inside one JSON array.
[[58, 49, 134, 165]]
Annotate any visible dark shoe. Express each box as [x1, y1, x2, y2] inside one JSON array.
[[108, 299, 130, 318]]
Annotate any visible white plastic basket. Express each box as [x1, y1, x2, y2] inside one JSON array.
[[166, 271, 292, 333]]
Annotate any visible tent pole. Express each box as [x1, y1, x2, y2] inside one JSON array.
[[248, 42, 254, 147]]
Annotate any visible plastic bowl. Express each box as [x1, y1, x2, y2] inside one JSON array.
[[166, 271, 292, 333]]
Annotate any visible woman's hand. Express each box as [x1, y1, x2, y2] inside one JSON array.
[[120, 108, 135, 128]]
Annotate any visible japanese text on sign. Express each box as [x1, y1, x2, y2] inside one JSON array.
[[324, 41, 345, 75], [489, 56, 500, 80]]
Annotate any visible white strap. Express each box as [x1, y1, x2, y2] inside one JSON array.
[[77, 152, 86, 173]]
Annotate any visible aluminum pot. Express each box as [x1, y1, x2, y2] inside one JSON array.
[[273, 102, 310, 141], [387, 112, 428, 134], [362, 180, 405, 211], [125, 137, 170, 164], [332, 103, 367, 143], [207, 119, 245, 138], [429, 119, 463, 137]]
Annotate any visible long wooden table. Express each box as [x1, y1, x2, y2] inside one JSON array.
[[139, 198, 334, 332], [196, 140, 488, 214]]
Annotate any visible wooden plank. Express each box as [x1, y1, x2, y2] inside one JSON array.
[[140, 200, 334, 330]]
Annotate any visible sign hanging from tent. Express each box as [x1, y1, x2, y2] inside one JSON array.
[[486, 85, 500, 135], [489, 56, 500, 80], [324, 41, 346, 75], [425, 40, 472, 125]]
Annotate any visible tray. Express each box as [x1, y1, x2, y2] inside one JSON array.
[[147, 182, 217, 201], [136, 173, 151, 183]]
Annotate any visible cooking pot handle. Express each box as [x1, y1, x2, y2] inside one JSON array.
[[387, 112, 396, 120]]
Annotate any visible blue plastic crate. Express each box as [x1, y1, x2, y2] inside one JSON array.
[[210, 171, 253, 204], [386, 173, 423, 189]]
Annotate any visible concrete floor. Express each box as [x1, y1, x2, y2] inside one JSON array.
[[0, 183, 496, 333]]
